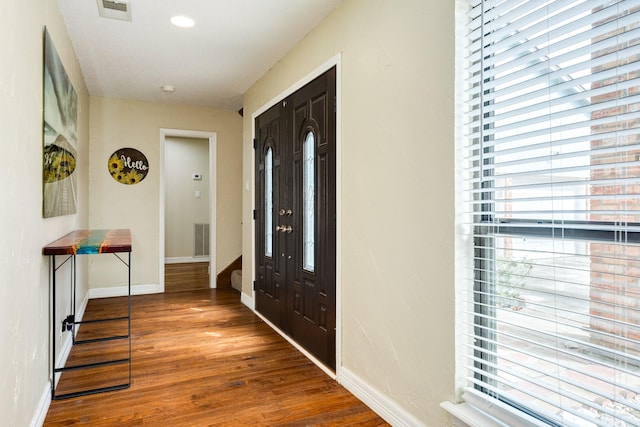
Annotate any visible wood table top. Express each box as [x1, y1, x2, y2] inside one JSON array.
[[43, 229, 131, 255]]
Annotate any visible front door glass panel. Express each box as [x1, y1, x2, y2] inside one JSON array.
[[265, 147, 273, 257], [303, 132, 315, 272]]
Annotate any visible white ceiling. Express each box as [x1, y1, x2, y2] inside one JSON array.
[[56, 0, 343, 111]]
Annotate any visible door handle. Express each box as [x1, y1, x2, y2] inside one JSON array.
[[276, 225, 292, 233], [279, 209, 293, 216]]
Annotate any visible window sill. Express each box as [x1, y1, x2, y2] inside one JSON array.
[[441, 392, 552, 427], [440, 401, 508, 427]]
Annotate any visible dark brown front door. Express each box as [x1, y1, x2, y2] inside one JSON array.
[[255, 67, 336, 369]]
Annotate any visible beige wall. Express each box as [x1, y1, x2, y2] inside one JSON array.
[[89, 97, 242, 290], [0, 0, 90, 424], [0, 0, 453, 424], [242, 0, 455, 424], [164, 137, 211, 259]]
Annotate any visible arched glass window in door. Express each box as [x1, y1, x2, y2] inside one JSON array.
[[303, 132, 315, 272], [265, 147, 273, 257]]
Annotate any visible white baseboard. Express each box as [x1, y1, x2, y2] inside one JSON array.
[[52, 333, 72, 390], [75, 292, 89, 332], [35, 287, 420, 427], [244, 293, 420, 425], [240, 291, 254, 310], [164, 257, 210, 264], [33, 292, 90, 427], [88, 283, 162, 298], [53, 291, 89, 388], [339, 367, 425, 427], [32, 382, 52, 427]]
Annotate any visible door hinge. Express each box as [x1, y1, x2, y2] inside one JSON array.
[[253, 280, 257, 291], [253, 209, 257, 220], [253, 138, 256, 150]]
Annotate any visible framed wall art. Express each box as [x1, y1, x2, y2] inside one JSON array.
[[43, 27, 78, 218]]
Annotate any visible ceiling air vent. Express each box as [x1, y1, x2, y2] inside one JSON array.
[[97, 0, 132, 22]]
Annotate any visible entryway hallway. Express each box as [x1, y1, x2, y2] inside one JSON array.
[[44, 289, 386, 426]]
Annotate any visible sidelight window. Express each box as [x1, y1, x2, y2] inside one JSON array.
[[458, 1, 640, 425], [265, 147, 273, 257], [303, 131, 315, 272]]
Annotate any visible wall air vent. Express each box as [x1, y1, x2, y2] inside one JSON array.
[[97, 0, 132, 22], [194, 223, 210, 257]]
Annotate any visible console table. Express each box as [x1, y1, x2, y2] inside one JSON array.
[[43, 229, 132, 400]]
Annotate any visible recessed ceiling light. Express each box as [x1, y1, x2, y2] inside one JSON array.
[[161, 85, 175, 93], [170, 15, 195, 28]]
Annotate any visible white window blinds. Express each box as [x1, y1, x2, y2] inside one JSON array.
[[460, 0, 640, 425]]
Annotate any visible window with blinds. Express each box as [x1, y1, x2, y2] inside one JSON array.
[[459, 0, 640, 425]]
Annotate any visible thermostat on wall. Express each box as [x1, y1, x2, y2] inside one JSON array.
[[192, 173, 202, 181]]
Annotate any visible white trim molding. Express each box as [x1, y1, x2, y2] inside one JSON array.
[[160, 128, 217, 292], [35, 292, 89, 427], [165, 256, 210, 264], [240, 291, 254, 311], [338, 367, 425, 427], [441, 401, 508, 427], [441, 391, 550, 427], [32, 382, 51, 427], [88, 283, 162, 299]]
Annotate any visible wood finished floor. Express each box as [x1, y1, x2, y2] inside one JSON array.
[[164, 262, 210, 293], [44, 289, 388, 426]]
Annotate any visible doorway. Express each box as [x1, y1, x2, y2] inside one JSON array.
[[160, 129, 217, 292], [254, 67, 336, 369]]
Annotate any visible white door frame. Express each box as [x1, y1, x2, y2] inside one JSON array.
[[159, 128, 217, 291], [250, 54, 342, 377]]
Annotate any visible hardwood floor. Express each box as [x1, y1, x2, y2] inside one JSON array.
[[44, 289, 388, 426], [164, 262, 210, 292]]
